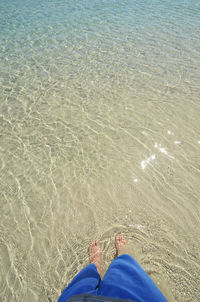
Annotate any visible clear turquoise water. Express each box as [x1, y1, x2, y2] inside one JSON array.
[[0, 1, 200, 302], [1, 0, 200, 99]]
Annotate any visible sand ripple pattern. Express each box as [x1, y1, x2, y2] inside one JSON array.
[[0, 0, 200, 301]]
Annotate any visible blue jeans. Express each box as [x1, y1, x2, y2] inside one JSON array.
[[58, 254, 167, 302]]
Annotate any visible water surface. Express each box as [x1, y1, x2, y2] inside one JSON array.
[[0, 0, 200, 301]]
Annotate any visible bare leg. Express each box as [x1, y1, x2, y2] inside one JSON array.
[[89, 240, 101, 275], [115, 234, 127, 256]]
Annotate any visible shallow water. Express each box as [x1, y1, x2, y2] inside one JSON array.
[[0, 0, 200, 301]]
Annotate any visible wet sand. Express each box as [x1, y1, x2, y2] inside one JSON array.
[[0, 0, 200, 301]]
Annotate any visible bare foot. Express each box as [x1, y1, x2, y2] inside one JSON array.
[[89, 240, 101, 275], [115, 234, 127, 256]]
